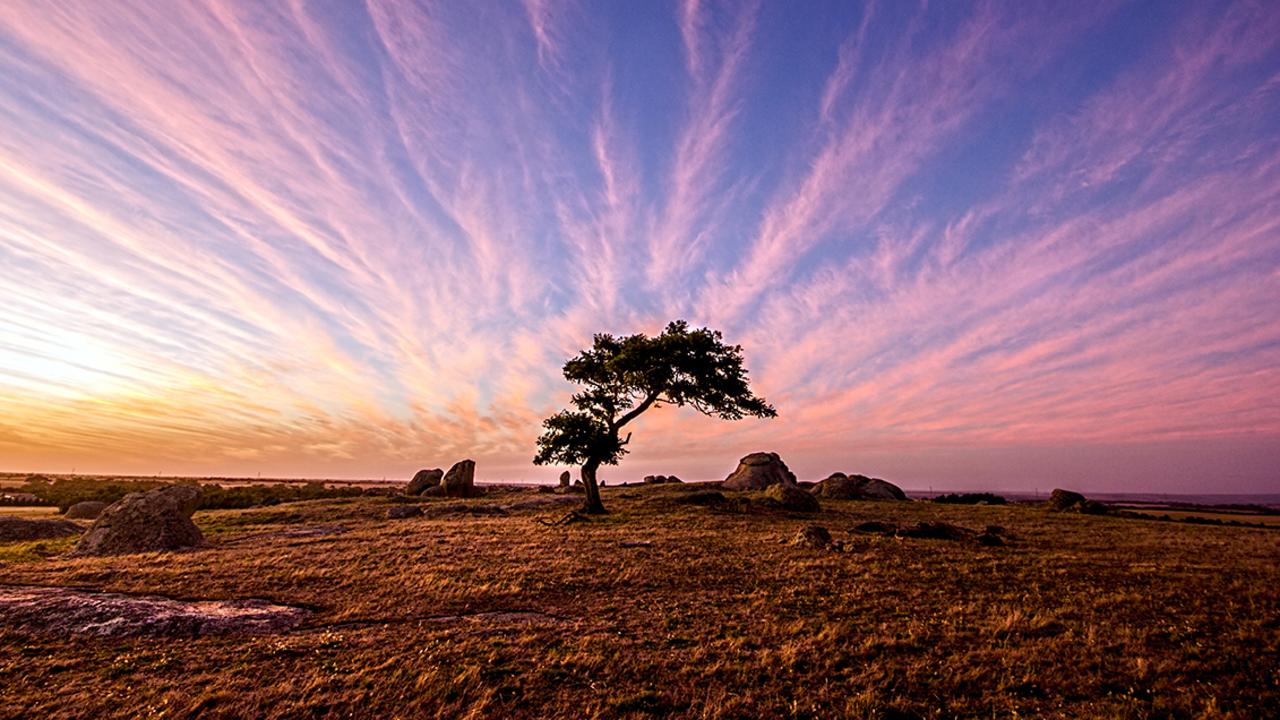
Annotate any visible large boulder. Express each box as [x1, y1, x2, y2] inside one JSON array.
[[406, 468, 443, 496], [65, 501, 109, 520], [722, 452, 796, 490], [558, 471, 571, 488], [441, 459, 478, 498], [762, 483, 820, 512], [0, 517, 83, 542], [812, 473, 907, 501], [72, 485, 203, 556]]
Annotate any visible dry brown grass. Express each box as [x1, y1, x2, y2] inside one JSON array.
[[2, 484, 1278, 719]]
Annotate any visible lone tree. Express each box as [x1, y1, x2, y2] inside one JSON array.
[[534, 320, 776, 514]]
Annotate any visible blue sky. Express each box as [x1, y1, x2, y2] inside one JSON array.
[[0, 0, 1278, 492]]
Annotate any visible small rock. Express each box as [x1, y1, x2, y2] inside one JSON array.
[[386, 505, 424, 519], [791, 525, 833, 549]]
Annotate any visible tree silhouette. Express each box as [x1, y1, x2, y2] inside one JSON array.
[[534, 320, 776, 514]]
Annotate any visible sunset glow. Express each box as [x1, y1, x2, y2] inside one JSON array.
[[1, 1, 1278, 491]]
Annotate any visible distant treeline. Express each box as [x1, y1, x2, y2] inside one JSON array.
[[932, 492, 1008, 505], [16, 476, 371, 513]]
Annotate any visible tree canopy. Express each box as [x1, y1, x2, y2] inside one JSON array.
[[534, 320, 776, 513]]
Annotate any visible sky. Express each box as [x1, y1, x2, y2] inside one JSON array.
[[1, 0, 1278, 493]]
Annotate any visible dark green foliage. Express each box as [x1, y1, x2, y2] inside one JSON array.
[[18, 477, 364, 512], [20, 477, 166, 513], [534, 320, 776, 512], [196, 482, 363, 510], [933, 492, 1008, 505]]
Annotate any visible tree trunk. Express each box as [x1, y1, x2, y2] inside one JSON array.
[[580, 459, 607, 515]]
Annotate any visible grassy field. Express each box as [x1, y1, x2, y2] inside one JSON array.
[[1118, 508, 1280, 527], [2, 484, 1278, 719]]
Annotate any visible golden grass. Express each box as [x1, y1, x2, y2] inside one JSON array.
[[2, 485, 1278, 719], [1120, 508, 1280, 526], [0, 506, 61, 517]]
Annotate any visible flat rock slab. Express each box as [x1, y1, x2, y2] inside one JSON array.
[[0, 585, 309, 637]]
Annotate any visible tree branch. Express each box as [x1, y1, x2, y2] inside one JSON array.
[[610, 392, 659, 432]]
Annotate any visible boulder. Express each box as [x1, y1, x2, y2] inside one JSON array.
[[1046, 488, 1107, 514], [0, 517, 83, 542], [1047, 488, 1086, 511], [762, 483, 820, 513], [643, 475, 674, 485], [722, 452, 796, 490], [791, 524, 833, 549], [812, 473, 907, 501], [666, 475, 683, 483], [65, 501, 109, 520], [558, 471, 571, 488], [73, 485, 203, 556], [406, 468, 443, 496], [441, 459, 477, 498], [386, 505, 424, 519]]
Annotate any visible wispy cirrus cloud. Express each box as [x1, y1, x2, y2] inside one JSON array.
[[0, 0, 1276, 492]]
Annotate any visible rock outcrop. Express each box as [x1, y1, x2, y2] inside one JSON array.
[[812, 473, 907, 501], [65, 501, 109, 520], [441, 459, 478, 498], [722, 452, 796, 490], [0, 585, 308, 637], [72, 485, 203, 556], [558, 471, 571, 488], [406, 468, 443, 496]]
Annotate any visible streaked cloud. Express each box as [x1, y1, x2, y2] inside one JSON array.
[[0, 0, 1277, 492]]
